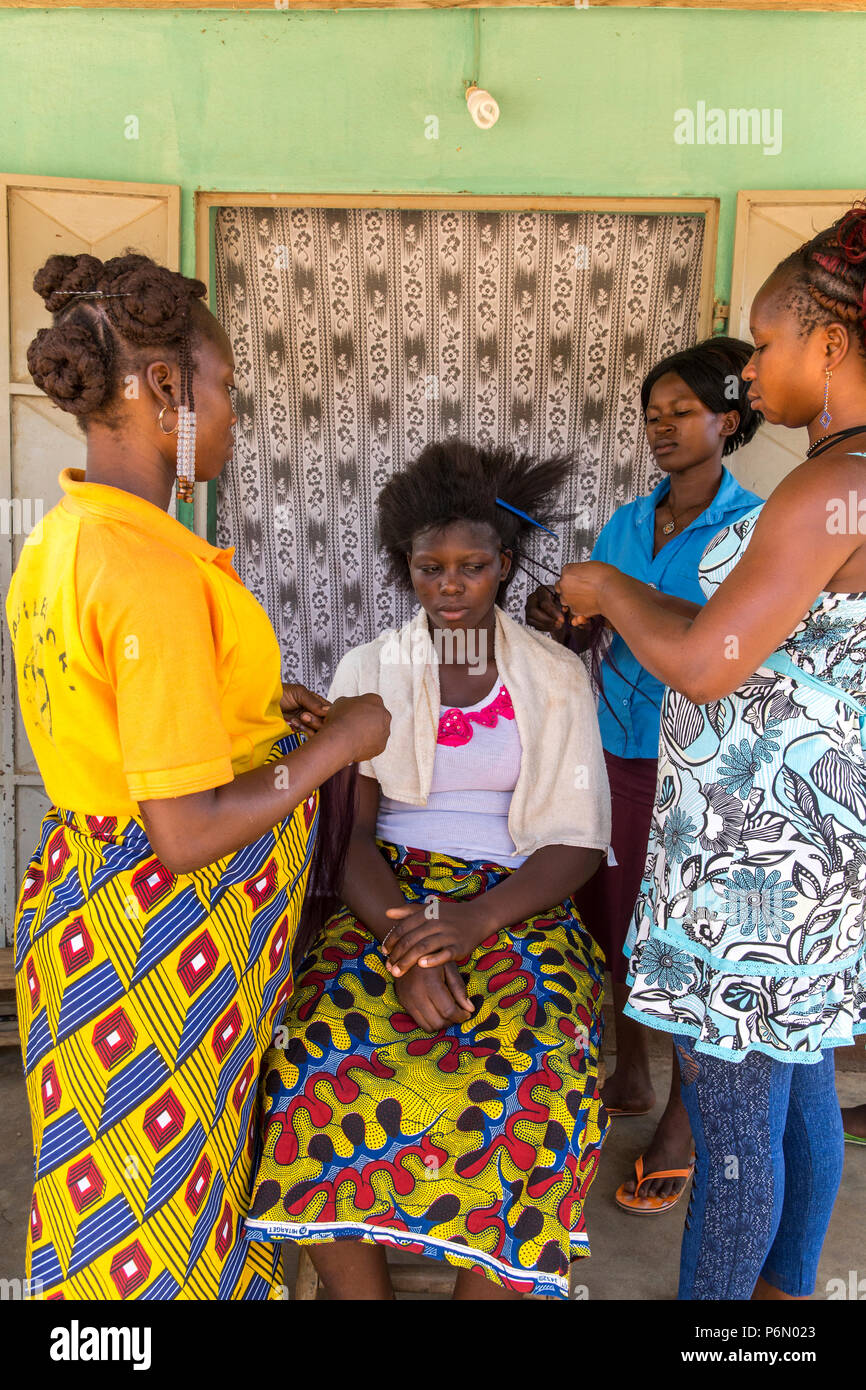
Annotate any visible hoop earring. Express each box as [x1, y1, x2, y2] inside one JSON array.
[[158, 404, 178, 435], [820, 368, 832, 432]]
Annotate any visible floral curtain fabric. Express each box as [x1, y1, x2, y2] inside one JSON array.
[[213, 205, 705, 691]]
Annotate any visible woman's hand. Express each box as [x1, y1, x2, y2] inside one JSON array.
[[555, 561, 616, 624], [525, 584, 570, 642], [382, 899, 496, 977], [280, 682, 331, 732], [526, 582, 605, 652], [321, 694, 391, 764], [394, 961, 474, 1033]]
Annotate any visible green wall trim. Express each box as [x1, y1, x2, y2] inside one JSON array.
[[2, 9, 864, 302], [4, 7, 864, 545]]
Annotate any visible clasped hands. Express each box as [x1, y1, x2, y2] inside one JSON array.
[[280, 681, 331, 732], [380, 898, 498, 1034]]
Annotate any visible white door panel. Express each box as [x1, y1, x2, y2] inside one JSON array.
[[728, 190, 863, 500], [1, 174, 179, 945]]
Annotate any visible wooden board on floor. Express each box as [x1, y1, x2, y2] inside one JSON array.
[[0, 948, 19, 1049]]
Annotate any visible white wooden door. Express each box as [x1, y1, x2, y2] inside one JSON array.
[[0, 174, 180, 945], [727, 189, 864, 500]]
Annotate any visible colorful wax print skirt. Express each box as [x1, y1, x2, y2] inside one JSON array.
[[14, 734, 316, 1300], [245, 843, 609, 1299]]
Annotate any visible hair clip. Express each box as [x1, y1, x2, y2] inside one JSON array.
[[56, 290, 136, 299], [494, 496, 557, 537]]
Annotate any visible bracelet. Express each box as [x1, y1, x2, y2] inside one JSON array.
[[380, 924, 399, 950]]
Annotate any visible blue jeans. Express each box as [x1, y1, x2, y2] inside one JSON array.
[[673, 1036, 844, 1300]]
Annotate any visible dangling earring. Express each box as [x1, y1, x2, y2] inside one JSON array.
[[175, 405, 196, 504], [158, 404, 177, 435], [820, 368, 833, 432]]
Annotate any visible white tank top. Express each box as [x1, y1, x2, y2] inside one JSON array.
[[375, 683, 526, 867]]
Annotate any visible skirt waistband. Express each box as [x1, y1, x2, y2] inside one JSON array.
[[49, 733, 305, 848]]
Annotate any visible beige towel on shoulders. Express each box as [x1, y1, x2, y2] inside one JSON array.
[[328, 605, 611, 858]]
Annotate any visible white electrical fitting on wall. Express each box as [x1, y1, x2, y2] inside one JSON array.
[[465, 84, 500, 130]]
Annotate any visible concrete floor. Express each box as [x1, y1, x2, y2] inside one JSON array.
[[582, 1045, 866, 1302], [1, 983, 864, 1299]]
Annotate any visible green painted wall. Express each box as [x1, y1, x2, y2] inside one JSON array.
[[2, 7, 865, 300]]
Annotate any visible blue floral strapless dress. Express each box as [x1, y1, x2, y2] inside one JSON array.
[[625, 502, 866, 1062]]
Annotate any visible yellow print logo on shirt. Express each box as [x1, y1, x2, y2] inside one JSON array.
[[8, 591, 77, 743]]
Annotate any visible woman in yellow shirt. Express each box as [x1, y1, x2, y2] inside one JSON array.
[[5, 250, 388, 1300]]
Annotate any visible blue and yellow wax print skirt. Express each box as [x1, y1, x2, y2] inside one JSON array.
[[14, 734, 316, 1300], [245, 842, 609, 1299]]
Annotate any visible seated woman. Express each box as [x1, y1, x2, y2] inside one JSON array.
[[245, 440, 612, 1300]]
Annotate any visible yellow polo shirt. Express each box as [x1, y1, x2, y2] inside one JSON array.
[[5, 468, 289, 819]]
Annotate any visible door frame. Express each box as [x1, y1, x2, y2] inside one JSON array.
[[0, 172, 180, 943], [729, 187, 865, 334]]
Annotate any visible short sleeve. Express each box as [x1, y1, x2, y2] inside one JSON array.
[[88, 549, 236, 801]]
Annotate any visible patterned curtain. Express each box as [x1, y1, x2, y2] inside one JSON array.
[[213, 206, 705, 692]]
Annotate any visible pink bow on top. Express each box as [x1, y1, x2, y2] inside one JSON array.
[[437, 685, 515, 746]]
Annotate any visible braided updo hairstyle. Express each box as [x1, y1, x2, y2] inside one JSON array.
[[774, 202, 866, 356], [26, 251, 209, 432]]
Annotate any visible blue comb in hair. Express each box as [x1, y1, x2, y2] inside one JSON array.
[[494, 496, 557, 537]]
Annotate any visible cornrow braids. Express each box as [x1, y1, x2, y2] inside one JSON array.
[[26, 251, 208, 432], [376, 440, 574, 593], [775, 201, 866, 354]]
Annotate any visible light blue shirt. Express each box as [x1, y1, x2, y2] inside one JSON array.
[[591, 467, 763, 759]]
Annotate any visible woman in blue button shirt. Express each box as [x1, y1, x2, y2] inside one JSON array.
[[527, 337, 762, 1213]]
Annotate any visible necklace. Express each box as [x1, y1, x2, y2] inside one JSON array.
[[806, 423, 866, 460], [660, 496, 714, 536]]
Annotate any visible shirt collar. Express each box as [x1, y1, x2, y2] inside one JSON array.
[[633, 466, 752, 528], [58, 468, 237, 569]]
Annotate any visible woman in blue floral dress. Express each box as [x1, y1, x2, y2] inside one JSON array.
[[556, 205, 866, 1300], [631, 510, 866, 1057]]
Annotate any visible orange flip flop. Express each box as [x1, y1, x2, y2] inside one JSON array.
[[615, 1152, 695, 1214]]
